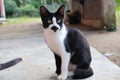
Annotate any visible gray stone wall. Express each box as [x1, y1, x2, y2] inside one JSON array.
[[103, 0, 116, 26]]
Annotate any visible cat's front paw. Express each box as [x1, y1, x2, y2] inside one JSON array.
[[50, 73, 58, 78], [57, 74, 67, 80]]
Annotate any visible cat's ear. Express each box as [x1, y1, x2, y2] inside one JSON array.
[[40, 6, 50, 17], [56, 5, 65, 17]]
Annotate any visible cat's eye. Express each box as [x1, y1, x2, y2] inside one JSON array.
[[48, 20, 52, 23], [57, 19, 61, 23]]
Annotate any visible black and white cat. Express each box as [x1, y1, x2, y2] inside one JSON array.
[[40, 5, 93, 80]]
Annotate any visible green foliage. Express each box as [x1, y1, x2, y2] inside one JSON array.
[[116, 11, 120, 26], [19, 4, 39, 17], [30, 0, 41, 9], [47, 0, 52, 4], [4, 0, 67, 17], [116, 0, 120, 3], [4, 0, 19, 17], [116, 6, 120, 10], [57, 0, 66, 4], [1, 17, 40, 26], [116, 0, 120, 10], [104, 23, 117, 32], [13, 0, 30, 7]]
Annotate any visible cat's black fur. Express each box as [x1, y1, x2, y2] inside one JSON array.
[[0, 58, 22, 70], [65, 28, 93, 79], [40, 5, 93, 79]]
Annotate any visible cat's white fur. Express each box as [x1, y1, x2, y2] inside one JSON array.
[[43, 17, 70, 80], [49, 17, 61, 30]]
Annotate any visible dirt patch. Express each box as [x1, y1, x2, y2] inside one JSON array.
[[0, 22, 43, 39], [83, 27, 120, 67]]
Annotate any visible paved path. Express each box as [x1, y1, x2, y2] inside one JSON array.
[[0, 36, 120, 80], [0, 25, 120, 80]]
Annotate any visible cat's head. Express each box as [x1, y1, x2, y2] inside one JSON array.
[[39, 5, 65, 32]]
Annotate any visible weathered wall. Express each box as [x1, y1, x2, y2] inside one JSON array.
[[68, 0, 82, 14], [67, 0, 116, 30], [103, 0, 116, 26], [82, 0, 103, 29]]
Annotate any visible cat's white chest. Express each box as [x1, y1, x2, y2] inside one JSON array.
[[43, 26, 67, 56]]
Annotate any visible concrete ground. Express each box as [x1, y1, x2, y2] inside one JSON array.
[[0, 24, 120, 80]]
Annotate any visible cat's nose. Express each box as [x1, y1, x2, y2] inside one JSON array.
[[51, 26, 59, 32]]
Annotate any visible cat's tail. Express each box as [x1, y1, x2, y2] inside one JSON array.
[[73, 67, 93, 79], [0, 58, 22, 70]]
